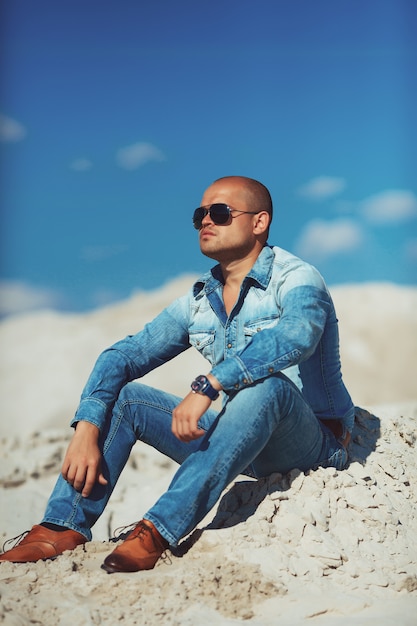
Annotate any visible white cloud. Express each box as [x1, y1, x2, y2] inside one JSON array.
[[0, 281, 63, 317], [0, 114, 27, 142], [297, 176, 346, 201], [116, 142, 165, 170], [90, 288, 124, 308], [80, 244, 129, 262], [295, 218, 364, 262], [70, 158, 93, 171], [361, 190, 417, 224]]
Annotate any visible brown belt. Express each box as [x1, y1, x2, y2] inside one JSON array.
[[319, 419, 351, 449]]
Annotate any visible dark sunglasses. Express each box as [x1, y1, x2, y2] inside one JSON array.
[[192, 203, 260, 230]]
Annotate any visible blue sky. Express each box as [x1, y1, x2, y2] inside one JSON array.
[[1, 0, 416, 316]]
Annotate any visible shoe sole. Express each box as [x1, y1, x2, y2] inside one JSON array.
[[101, 562, 120, 574], [101, 561, 144, 574]]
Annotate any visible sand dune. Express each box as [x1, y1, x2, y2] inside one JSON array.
[[0, 280, 416, 624]]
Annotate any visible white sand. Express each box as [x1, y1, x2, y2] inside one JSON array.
[[0, 279, 416, 625]]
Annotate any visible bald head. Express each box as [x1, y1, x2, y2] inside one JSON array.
[[213, 176, 273, 223]]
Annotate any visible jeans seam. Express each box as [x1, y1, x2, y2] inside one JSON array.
[[117, 398, 175, 443], [102, 407, 124, 454]]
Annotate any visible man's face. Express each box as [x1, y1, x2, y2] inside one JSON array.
[[197, 180, 259, 263]]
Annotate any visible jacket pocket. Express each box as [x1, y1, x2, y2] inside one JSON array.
[[243, 315, 279, 341], [189, 330, 216, 363]]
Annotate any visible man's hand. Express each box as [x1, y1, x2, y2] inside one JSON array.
[[61, 421, 108, 498], [172, 391, 212, 442]]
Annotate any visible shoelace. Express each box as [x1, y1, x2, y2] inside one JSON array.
[[112, 521, 140, 542], [114, 521, 162, 546], [112, 521, 171, 564], [2, 530, 29, 553]]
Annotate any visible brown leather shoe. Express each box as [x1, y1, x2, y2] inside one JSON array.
[[0, 525, 87, 563], [102, 519, 169, 573]]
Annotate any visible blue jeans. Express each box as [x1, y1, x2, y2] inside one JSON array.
[[43, 374, 347, 545]]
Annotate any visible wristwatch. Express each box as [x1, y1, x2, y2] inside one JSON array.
[[191, 375, 219, 401]]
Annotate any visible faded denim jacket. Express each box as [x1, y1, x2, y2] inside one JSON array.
[[72, 245, 355, 434]]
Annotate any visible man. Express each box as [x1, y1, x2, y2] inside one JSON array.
[[0, 176, 354, 572]]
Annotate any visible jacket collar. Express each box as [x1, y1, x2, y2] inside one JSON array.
[[193, 245, 274, 297]]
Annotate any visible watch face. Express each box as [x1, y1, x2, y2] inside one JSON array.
[[191, 375, 206, 393]]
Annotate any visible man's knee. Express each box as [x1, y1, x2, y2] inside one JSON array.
[[117, 381, 141, 404], [113, 382, 147, 426], [235, 374, 302, 423], [252, 373, 299, 401]]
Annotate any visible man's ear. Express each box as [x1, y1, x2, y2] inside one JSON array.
[[253, 211, 270, 236]]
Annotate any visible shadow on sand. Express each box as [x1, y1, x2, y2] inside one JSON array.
[[172, 406, 381, 557]]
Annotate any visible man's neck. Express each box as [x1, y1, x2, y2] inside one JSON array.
[[220, 258, 253, 316], [219, 246, 262, 288]]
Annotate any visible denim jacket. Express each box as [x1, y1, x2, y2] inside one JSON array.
[[72, 245, 354, 433]]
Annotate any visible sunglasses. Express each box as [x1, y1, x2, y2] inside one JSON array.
[[192, 203, 260, 230]]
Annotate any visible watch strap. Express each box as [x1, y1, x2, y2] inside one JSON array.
[[191, 375, 219, 401]]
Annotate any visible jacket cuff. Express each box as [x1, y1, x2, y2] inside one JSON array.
[[70, 397, 108, 431]]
